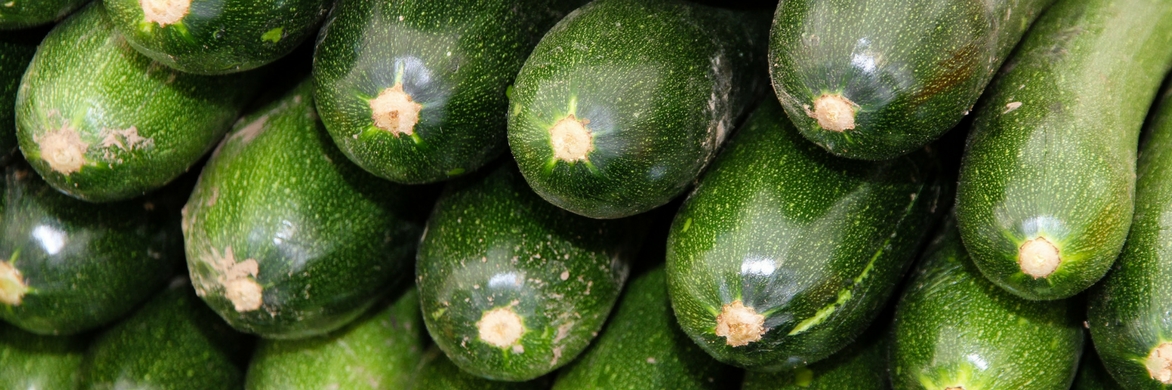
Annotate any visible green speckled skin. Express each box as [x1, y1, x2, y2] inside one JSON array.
[[417, 162, 644, 381], [507, 0, 769, 219], [1087, 86, 1172, 389], [769, 0, 1053, 160], [1074, 349, 1125, 390], [0, 0, 88, 30], [890, 220, 1083, 389], [552, 265, 736, 390], [742, 328, 887, 390], [183, 79, 426, 339], [79, 279, 252, 390], [0, 321, 88, 389], [0, 160, 180, 335], [245, 289, 425, 390], [666, 98, 944, 371], [0, 28, 41, 166], [15, 4, 255, 202], [412, 347, 552, 390], [955, 0, 1172, 301], [313, 0, 585, 184], [103, 0, 329, 74]]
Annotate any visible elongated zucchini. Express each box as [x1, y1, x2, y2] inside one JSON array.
[[0, 321, 88, 389], [313, 0, 585, 184], [0, 28, 42, 166], [183, 79, 426, 339], [768, 0, 1053, 160], [507, 0, 768, 219], [0, 0, 87, 30], [666, 98, 944, 371], [955, 0, 1172, 300], [741, 326, 887, 390], [890, 220, 1084, 389], [1087, 86, 1172, 389]]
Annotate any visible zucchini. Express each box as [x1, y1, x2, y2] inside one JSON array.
[[1075, 348, 1126, 390], [768, 0, 1053, 160], [0, 0, 87, 30], [666, 98, 944, 371], [741, 327, 887, 390], [890, 219, 1084, 389], [506, 0, 769, 219], [0, 28, 42, 166], [183, 78, 427, 339], [412, 347, 552, 390], [0, 159, 181, 335], [0, 321, 88, 389], [417, 161, 644, 381], [954, 0, 1172, 300], [313, 0, 585, 184], [14, 4, 256, 202], [103, 0, 329, 74], [245, 288, 426, 390], [1087, 86, 1172, 389], [79, 278, 252, 389], [552, 265, 737, 390]]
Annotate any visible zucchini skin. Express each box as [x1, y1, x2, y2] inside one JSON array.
[[741, 328, 887, 390], [103, 0, 329, 74], [1075, 348, 1126, 390], [768, 0, 1053, 160], [313, 0, 585, 184], [14, 4, 255, 202], [0, 160, 180, 335], [245, 288, 426, 390], [0, 321, 88, 389], [412, 347, 551, 390], [666, 98, 944, 371], [0, 0, 88, 30], [182, 79, 426, 339], [1087, 87, 1172, 389], [890, 220, 1084, 389], [78, 279, 252, 390], [0, 28, 42, 166], [955, 0, 1172, 300], [507, 0, 768, 219], [552, 265, 737, 390], [417, 162, 644, 381]]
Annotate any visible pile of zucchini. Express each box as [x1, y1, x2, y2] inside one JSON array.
[[2, 0, 1172, 388]]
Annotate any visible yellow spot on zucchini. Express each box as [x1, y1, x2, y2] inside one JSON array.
[[261, 27, 283, 43]]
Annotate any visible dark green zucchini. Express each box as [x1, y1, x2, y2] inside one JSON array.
[[313, 0, 585, 184], [0, 0, 87, 30], [245, 288, 426, 390], [741, 326, 887, 390], [103, 0, 329, 74], [0, 159, 180, 335], [0, 28, 42, 166], [79, 278, 252, 390], [417, 161, 644, 381], [890, 220, 1084, 389], [1087, 86, 1172, 389], [14, 3, 255, 202], [182, 78, 426, 339], [955, 0, 1172, 300], [0, 321, 88, 389], [506, 0, 768, 219], [412, 347, 552, 390], [666, 98, 944, 371], [768, 0, 1053, 160], [552, 265, 736, 390], [1075, 348, 1126, 390]]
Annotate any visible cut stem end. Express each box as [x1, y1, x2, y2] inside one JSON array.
[[808, 94, 858, 132], [715, 300, 765, 347], [1147, 342, 1172, 384], [1018, 237, 1061, 279]]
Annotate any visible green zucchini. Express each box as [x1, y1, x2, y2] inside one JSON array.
[[768, 0, 1054, 160], [79, 278, 252, 390], [15, 3, 255, 202], [0, 28, 42, 166], [1075, 348, 1126, 390], [313, 0, 585, 184], [0, 0, 88, 30], [417, 161, 644, 381], [245, 288, 426, 390], [103, 0, 329, 74], [1087, 86, 1172, 389], [666, 97, 944, 371], [506, 0, 768, 219], [890, 219, 1084, 389], [552, 265, 736, 390], [741, 326, 887, 390], [412, 347, 552, 390], [0, 321, 88, 389], [954, 0, 1172, 300], [183, 78, 426, 339], [0, 159, 181, 335]]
